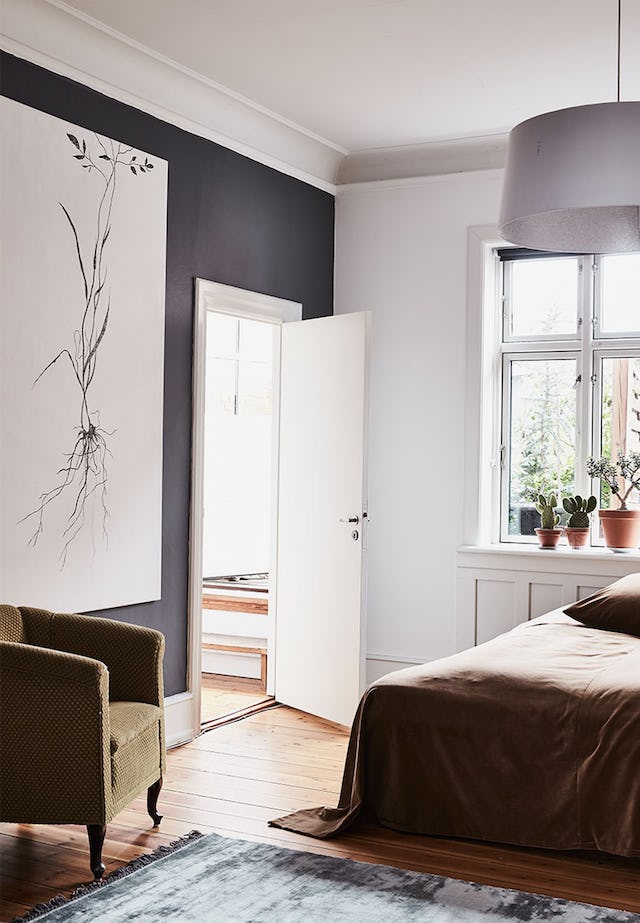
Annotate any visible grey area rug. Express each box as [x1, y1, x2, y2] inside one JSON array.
[[15, 831, 640, 923]]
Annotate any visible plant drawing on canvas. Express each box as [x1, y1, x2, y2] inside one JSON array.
[[19, 132, 155, 565]]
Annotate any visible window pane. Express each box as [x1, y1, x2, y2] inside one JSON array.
[[600, 254, 640, 335], [598, 356, 640, 512], [506, 358, 577, 536], [238, 361, 272, 416], [206, 358, 236, 415], [509, 258, 579, 338], [207, 313, 238, 358], [239, 318, 274, 361]]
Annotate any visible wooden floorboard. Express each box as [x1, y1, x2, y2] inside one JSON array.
[[1, 703, 639, 920], [200, 673, 267, 724]]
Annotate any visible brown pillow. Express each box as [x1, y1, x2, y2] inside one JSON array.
[[564, 573, 640, 636]]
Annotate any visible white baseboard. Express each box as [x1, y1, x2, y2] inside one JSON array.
[[164, 691, 196, 749]]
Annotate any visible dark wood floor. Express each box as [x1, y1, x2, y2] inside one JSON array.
[[2, 702, 639, 920]]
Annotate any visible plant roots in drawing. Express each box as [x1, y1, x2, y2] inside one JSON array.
[[19, 132, 153, 565]]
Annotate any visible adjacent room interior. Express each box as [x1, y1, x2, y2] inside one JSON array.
[[200, 311, 276, 724], [1, 1, 639, 921]]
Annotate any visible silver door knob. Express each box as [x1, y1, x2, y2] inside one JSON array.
[[340, 515, 359, 524]]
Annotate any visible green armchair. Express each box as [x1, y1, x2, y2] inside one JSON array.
[[0, 604, 166, 879]]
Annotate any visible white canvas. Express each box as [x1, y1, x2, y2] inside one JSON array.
[[0, 97, 167, 612]]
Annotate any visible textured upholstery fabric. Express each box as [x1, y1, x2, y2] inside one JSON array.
[[109, 702, 162, 754], [0, 604, 26, 643], [0, 607, 166, 828], [0, 642, 111, 824], [21, 606, 55, 648], [112, 722, 162, 817], [47, 612, 165, 706]]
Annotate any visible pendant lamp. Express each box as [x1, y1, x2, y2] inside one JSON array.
[[499, 1, 640, 253]]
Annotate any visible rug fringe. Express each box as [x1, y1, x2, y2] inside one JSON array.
[[11, 830, 205, 923]]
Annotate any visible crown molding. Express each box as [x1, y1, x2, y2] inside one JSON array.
[[336, 168, 504, 195], [0, 0, 342, 192], [337, 133, 508, 185], [1, 0, 511, 189]]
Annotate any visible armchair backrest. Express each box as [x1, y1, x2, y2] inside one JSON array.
[[0, 605, 56, 647], [2, 605, 164, 709]]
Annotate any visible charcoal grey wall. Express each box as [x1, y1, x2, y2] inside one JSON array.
[[0, 52, 335, 696]]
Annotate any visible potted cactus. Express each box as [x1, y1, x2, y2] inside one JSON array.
[[562, 494, 597, 549], [587, 454, 640, 552], [534, 493, 563, 548]]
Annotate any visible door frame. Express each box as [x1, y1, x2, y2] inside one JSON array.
[[185, 279, 302, 742]]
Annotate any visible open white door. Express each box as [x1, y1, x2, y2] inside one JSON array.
[[275, 312, 369, 727]]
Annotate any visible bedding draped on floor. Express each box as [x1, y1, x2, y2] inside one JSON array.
[[270, 611, 640, 858]]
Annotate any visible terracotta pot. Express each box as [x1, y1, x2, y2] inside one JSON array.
[[564, 527, 590, 550], [535, 528, 563, 549], [599, 509, 640, 552]]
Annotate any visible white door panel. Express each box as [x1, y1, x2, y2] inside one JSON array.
[[275, 312, 369, 727]]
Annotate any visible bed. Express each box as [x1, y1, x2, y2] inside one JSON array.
[[270, 587, 640, 858]]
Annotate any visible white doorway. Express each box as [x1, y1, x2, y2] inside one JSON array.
[[200, 310, 275, 723], [187, 280, 371, 741], [190, 281, 300, 730]]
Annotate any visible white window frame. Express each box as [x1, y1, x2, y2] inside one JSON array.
[[500, 349, 582, 543], [463, 227, 640, 551], [501, 255, 583, 345]]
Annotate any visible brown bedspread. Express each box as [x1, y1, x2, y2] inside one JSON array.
[[270, 610, 640, 857]]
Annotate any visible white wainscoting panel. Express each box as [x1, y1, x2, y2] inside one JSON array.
[[457, 546, 640, 650], [365, 653, 425, 686], [529, 582, 565, 619], [475, 579, 517, 644], [577, 583, 607, 600]]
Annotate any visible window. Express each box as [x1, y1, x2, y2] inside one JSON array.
[[498, 250, 640, 544], [206, 314, 274, 417]]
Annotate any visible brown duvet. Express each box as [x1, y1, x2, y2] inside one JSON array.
[[270, 610, 640, 857]]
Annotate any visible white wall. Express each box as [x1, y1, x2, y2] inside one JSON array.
[[335, 170, 503, 668]]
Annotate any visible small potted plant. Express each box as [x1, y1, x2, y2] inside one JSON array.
[[562, 494, 597, 549], [587, 454, 640, 552], [534, 493, 563, 548]]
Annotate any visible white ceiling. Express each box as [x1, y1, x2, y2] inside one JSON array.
[[52, 0, 640, 154]]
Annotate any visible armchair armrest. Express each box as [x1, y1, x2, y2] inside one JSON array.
[[0, 641, 112, 825], [41, 611, 164, 707]]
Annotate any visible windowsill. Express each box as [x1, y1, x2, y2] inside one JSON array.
[[458, 543, 640, 563]]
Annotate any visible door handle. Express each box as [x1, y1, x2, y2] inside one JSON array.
[[339, 515, 360, 524]]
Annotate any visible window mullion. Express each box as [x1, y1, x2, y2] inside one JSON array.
[[576, 256, 593, 498], [499, 352, 513, 542]]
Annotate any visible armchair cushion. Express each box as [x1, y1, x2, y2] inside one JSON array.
[[109, 701, 162, 755]]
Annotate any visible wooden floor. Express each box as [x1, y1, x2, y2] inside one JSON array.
[[200, 672, 269, 724], [2, 705, 640, 920]]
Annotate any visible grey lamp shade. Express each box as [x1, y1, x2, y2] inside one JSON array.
[[499, 101, 640, 253]]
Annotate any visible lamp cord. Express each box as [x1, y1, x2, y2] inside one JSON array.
[[617, 0, 621, 102]]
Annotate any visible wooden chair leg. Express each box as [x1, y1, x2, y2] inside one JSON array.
[[147, 776, 163, 826], [87, 824, 106, 880]]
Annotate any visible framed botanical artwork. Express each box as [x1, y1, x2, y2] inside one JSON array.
[[0, 96, 167, 612]]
